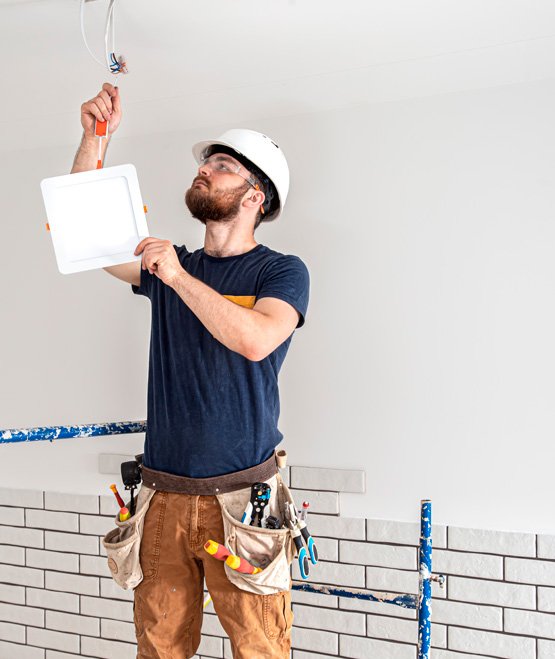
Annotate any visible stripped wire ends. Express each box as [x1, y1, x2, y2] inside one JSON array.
[[80, 0, 129, 77], [110, 53, 128, 75]]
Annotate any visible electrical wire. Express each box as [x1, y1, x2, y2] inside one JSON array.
[[80, 0, 105, 69], [80, 0, 128, 78], [104, 0, 115, 71]]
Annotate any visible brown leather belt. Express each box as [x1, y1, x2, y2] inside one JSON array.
[[139, 452, 279, 495]]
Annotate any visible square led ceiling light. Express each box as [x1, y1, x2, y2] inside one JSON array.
[[41, 164, 149, 274]]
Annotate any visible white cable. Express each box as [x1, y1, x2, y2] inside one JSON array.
[[104, 0, 115, 71], [111, 0, 115, 55], [109, 0, 123, 83], [111, 4, 120, 84], [80, 0, 106, 69], [81, 0, 126, 78]]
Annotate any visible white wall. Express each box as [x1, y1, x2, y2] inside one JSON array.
[[2, 77, 555, 534]]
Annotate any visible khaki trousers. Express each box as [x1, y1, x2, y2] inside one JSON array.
[[134, 490, 293, 658]]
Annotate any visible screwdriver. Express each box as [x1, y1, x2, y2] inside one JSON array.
[[94, 119, 109, 169], [109, 484, 129, 521]]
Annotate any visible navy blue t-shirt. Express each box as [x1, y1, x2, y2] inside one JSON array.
[[132, 243, 309, 477]]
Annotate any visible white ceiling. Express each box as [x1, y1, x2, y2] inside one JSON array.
[[1, 0, 555, 152]]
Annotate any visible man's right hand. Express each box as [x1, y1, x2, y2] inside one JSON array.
[[80, 83, 122, 138]]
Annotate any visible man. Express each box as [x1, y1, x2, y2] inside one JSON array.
[[72, 82, 309, 658]]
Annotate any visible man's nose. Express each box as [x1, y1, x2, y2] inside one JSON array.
[[198, 162, 211, 177]]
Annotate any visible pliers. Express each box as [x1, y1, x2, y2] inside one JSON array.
[[285, 502, 319, 580]]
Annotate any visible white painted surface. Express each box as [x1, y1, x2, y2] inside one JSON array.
[[1, 2, 555, 535], [1, 1, 555, 152]]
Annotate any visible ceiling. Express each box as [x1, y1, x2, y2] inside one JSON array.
[[1, 0, 555, 152]]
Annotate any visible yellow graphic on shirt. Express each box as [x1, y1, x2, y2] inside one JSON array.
[[223, 295, 256, 309]]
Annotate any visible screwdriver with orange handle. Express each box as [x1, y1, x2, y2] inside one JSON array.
[[110, 484, 130, 521], [204, 539, 262, 574], [95, 119, 109, 169]]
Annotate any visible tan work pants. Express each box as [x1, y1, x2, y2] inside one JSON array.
[[133, 490, 293, 658]]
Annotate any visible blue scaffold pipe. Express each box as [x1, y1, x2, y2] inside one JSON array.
[[292, 581, 417, 609], [418, 499, 432, 659], [0, 421, 147, 444]]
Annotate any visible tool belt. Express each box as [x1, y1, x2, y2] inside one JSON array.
[[139, 451, 282, 495], [102, 449, 303, 595]]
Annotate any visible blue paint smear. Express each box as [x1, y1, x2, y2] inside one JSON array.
[[0, 421, 146, 444], [291, 582, 417, 609], [418, 500, 433, 659]]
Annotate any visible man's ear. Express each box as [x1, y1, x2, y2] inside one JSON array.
[[244, 188, 265, 210]]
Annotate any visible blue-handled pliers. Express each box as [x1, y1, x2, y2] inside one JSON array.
[[297, 519, 319, 565], [286, 503, 319, 579], [286, 517, 310, 579]]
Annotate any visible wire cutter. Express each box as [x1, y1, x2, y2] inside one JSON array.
[[241, 482, 271, 526], [285, 502, 319, 579]]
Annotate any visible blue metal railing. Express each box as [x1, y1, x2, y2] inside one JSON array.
[[0, 420, 444, 658], [0, 420, 145, 444]]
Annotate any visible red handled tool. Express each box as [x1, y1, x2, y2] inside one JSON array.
[[109, 484, 130, 521], [204, 540, 231, 562], [95, 119, 109, 169], [118, 507, 130, 521], [204, 540, 261, 574], [225, 554, 262, 575], [109, 483, 125, 508]]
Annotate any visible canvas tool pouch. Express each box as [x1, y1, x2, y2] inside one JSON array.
[[216, 469, 297, 595], [102, 450, 295, 594], [101, 484, 156, 590]]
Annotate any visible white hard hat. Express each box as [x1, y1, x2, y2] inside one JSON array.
[[192, 128, 290, 222]]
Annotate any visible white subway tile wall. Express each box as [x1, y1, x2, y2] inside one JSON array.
[[0, 464, 553, 658]]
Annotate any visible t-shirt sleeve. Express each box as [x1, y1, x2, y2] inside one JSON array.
[[257, 255, 310, 328], [131, 263, 155, 299]]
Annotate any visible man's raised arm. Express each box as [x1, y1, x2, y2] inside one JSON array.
[[71, 83, 139, 286]]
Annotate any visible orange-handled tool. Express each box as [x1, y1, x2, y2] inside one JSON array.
[[204, 539, 261, 574], [119, 507, 130, 521], [110, 483, 125, 509], [225, 554, 261, 575], [204, 540, 231, 562], [95, 119, 109, 169]]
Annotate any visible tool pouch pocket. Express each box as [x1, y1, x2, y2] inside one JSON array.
[[101, 485, 156, 590], [216, 472, 296, 595]]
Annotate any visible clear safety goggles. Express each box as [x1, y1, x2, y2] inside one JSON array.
[[199, 153, 265, 213]]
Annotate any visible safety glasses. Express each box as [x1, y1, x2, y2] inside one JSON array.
[[198, 154, 265, 214]]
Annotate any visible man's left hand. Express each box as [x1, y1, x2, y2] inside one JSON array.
[[134, 238, 184, 286]]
